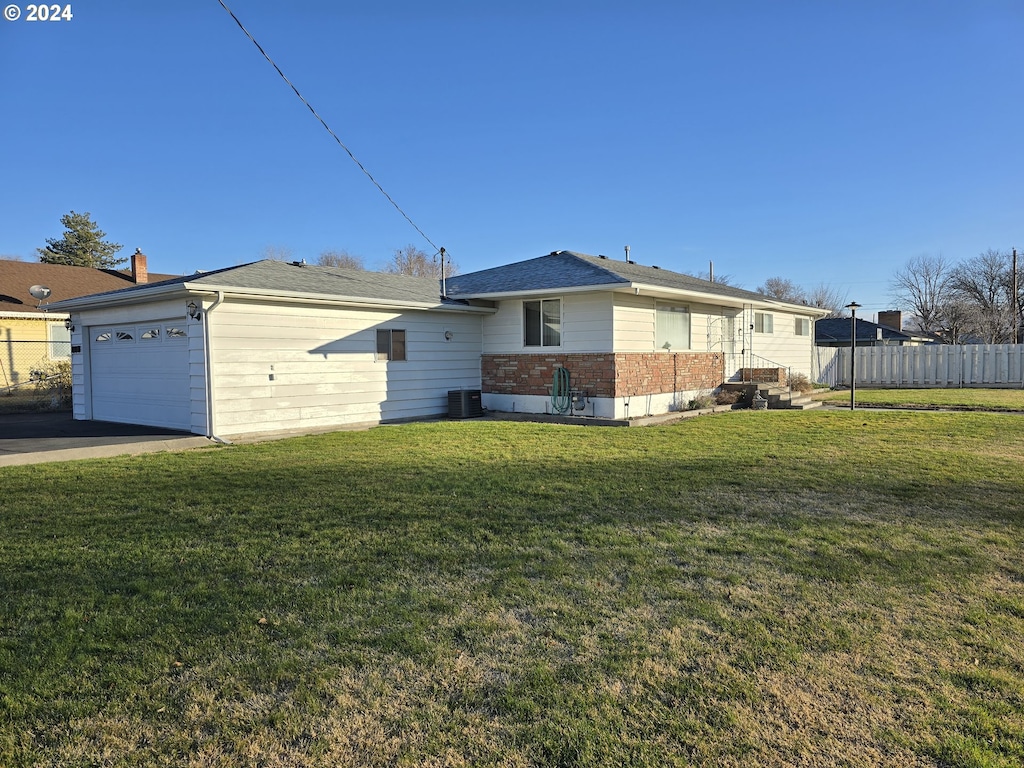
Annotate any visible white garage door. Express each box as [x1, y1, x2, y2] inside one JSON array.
[[89, 321, 191, 430]]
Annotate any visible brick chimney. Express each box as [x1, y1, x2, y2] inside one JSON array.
[[131, 248, 148, 284], [877, 310, 902, 331]]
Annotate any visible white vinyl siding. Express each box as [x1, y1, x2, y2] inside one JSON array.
[[206, 301, 482, 435], [482, 293, 614, 354]]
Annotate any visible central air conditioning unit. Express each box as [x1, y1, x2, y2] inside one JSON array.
[[448, 389, 483, 419]]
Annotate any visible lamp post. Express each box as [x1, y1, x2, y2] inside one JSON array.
[[845, 302, 861, 410]]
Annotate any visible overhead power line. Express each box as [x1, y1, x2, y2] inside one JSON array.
[[214, 0, 440, 254]]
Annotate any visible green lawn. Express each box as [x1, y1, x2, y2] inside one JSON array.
[[2, 411, 1023, 767], [818, 387, 1024, 411]]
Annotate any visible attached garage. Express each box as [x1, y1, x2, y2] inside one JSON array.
[[50, 260, 493, 439], [88, 320, 191, 430]]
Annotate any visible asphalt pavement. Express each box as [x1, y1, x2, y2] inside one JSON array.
[[0, 411, 213, 466]]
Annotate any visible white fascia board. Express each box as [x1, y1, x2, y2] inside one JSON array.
[[624, 283, 830, 316], [2, 310, 68, 319], [183, 285, 497, 314], [47, 282, 496, 315], [45, 283, 189, 312], [452, 281, 825, 316]]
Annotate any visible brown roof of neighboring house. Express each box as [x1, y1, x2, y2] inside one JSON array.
[[0, 256, 178, 315]]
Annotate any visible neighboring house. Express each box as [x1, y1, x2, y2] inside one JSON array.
[[0, 251, 172, 389], [48, 251, 827, 437], [815, 315, 935, 348]]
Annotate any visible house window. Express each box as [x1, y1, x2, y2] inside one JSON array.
[[115, 331, 134, 342], [795, 317, 810, 336], [523, 299, 561, 347], [47, 322, 71, 359], [95, 331, 111, 342], [141, 328, 161, 340], [656, 303, 691, 351], [755, 312, 774, 334], [165, 327, 187, 339], [376, 329, 406, 361]]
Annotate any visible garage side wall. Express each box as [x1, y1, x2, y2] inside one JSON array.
[[207, 301, 483, 436]]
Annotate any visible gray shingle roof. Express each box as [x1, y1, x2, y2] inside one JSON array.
[[816, 317, 922, 344], [446, 250, 778, 304], [49, 260, 469, 310], [186, 260, 450, 305]]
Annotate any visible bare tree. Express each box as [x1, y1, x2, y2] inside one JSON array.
[[259, 245, 295, 262], [385, 245, 458, 278], [686, 269, 735, 286], [935, 298, 975, 345], [757, 276, 805, 304], [317, 250, 364, 270], [890, 254, 952, 335], [949, 249, 1014, 343], [804, 283, 848, 317], [1, 254, 26, 261]]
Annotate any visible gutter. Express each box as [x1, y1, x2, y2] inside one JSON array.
[[200, 291, 231, 444], [48, 283, 496, 314], [448, 281, 829, 316]]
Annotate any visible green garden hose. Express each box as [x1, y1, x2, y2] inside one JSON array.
[[551, 367, 572, 414]]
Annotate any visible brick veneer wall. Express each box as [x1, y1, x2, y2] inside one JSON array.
[[740, 367, 787, 384], [481, 353, 724, 398]]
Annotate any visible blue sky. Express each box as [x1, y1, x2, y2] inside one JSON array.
[[2, 1, 1022, 318]]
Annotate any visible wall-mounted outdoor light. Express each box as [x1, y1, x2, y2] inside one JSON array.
[[64, 318, 74, 332], [187, 301, 201, 320]]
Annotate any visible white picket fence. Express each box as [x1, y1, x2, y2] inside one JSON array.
[[814, 344, 1024, 388]]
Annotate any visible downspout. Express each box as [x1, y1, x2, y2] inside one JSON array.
[[201, 291, 231, 443]]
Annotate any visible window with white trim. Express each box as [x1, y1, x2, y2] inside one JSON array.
[[656, 303, 691, 351], [376, 329, 406, 361], [47, 322, 71, 359], [795, 317, 810, 336], [755, 312, 774, 334], [523, 299, 561, 347]]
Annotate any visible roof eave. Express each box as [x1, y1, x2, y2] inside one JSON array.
[[1, 309, 69, 319], [450, 281, 827, 315], [49, 282, 497, 315]]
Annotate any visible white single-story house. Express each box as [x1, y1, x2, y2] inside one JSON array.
[[48, 251, 827, 438]]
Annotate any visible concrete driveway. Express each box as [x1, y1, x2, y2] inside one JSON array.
[[0, 411, 213, 467]]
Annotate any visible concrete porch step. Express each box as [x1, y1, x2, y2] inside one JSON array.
[[759, 386, 822, 410]]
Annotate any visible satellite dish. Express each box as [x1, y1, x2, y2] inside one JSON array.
[[29, 285, 52, 301]]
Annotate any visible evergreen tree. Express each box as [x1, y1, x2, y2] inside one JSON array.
[[37, 211, 125, 268]]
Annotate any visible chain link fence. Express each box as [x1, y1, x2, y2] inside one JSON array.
[[0, 340, 72, 412]]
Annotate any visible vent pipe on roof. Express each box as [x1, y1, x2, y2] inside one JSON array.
[[440, 247, 447, 299], [624, 245, 631, 263], [709, 261, 714, 283]]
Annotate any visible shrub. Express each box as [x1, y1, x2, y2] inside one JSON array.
[[31, 360, 72, 409], [686, 393, 716, 411], [715, 389, 742, 405], [789, 373, 813, 393]]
